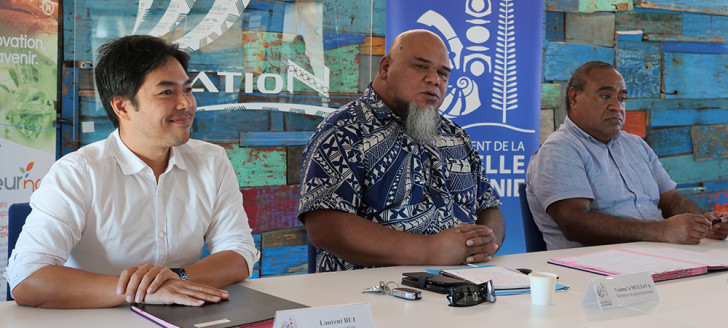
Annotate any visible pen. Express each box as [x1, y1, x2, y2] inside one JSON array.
[[712, 218, 723, 226], [516, 268, 559, 279]]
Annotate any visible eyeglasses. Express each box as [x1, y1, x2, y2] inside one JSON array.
[[446, 280, 496, 307]]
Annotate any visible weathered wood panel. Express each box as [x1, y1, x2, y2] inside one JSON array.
[[323, 33, 365, 50], [225, 145, 287, 187], [627, 98, 728, 111], [323, 0, 385, 36], [650, 108, 728, 127], [664, 53, 728, 99], [239, 131, 314, 147], [644, 35, 725, 43], [546, 0, 632, 12], [565, 13, 615, 47], [616, 39, 661, 98], [704, 180, 728, 192], [622, 111, 646, 138], [287, 145, 305, 185], [615, 12, 682, 35], [691, 125, 728, 161], [326, 45, 360, 94], [660, 155, 728, 185], [683, 13, 728, 37], [540, 109, 555, 145], [260, 245, 307, 276], [543, 42, 616, 81], [685, 190, 728, 212], [544, 11, 565, 42], [262, 226, 307, 248], [541, 83, 561, 109], [645, 126, 693, 157], [78, 118, 114, 147], [361, 37, 385, 56], [192, 110, 271, 142], [241, 1, 287, 33], [636, 0, 728, 16], [662, 42, 728, 54], [359, 54, 382, 93], [241, 185, 302, 232]]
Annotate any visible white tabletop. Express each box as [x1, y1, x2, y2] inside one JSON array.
[[2, 240, 727, 328]]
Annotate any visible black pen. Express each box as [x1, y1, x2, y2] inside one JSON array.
[[516, 268, 559, 279], [712, 218, 723, 226]]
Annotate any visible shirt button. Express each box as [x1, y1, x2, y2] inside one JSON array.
[[159, 231, 166, 238]]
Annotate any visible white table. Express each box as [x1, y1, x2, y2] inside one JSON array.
[[2, 240, 727, 327]]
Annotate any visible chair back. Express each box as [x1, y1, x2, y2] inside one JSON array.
[[518, 184, 546, 252], [7, 202, 31, 301], [307, 239, 317, 273]]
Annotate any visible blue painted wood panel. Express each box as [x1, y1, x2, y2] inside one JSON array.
[[691, 125, 728, 161], [704, 180, 728, 192], [660, 155, 728, 185], [627, 98, 728, 110], [650, 108, 728, 127], [324, 33, 366, 50], [636, 0, 728, 15], [683, 13, 728, 37], [260, 245, 307, 276], [544, 11, 565, 42], [615, 12, 682, 35], [662, 42, 728, 54], [645, 127, 693, 157], [685, 190, 728, 213], [323, 0, 386, 36], [664, 53, 728, 99], [240, 131, 314, 147], [616, 40, 661, 98], [543, 42, 615, 81]]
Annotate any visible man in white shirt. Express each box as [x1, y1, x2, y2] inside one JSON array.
[[5, 35, 259, 308]]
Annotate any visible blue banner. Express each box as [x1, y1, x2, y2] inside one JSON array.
[[387, 0, 543, 254]]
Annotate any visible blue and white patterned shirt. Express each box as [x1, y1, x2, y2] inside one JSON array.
[[297, 85, 501, 272]]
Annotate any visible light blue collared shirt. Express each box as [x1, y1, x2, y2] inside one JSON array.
[[526, 117, 676, 250]]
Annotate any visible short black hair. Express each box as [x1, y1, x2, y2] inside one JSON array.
[[565, 61, 615, 113], [94, 35, 189, 128]]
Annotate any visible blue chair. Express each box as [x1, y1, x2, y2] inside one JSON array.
[[518, 183, 546, 252], [307, 239, 317, 273], [7, 202, 31, 301]]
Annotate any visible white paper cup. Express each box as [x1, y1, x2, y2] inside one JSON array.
[[529, 271, 558, 305]]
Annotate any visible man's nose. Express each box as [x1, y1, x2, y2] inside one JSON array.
[[424, 68, 441, 85], [177, 92, 196, 110]]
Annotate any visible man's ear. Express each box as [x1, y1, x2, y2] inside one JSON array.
[[567, 87, 578, 111], [111, 96, 132, 121], [377, 55, 391, 80]]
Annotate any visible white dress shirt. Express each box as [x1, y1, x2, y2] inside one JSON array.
[[5, 130, 260, 292]]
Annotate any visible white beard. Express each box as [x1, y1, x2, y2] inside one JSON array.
[[405, 102, 441, 145]]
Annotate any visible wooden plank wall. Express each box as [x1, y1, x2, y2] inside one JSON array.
[[543, 0, 728, 212], [61, 0, 728, 276]]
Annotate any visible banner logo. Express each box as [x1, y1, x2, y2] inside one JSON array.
[[415, 0, 532, 133]]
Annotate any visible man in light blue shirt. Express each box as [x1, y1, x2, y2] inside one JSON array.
[[527, 61, 727, 250]]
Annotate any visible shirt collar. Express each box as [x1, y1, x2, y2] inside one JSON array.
[[109, 129, 188, 176], [563, 116, 621, 146], [363, 83, 399, 122]]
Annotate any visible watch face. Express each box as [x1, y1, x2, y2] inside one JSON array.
[[171, 268, 188, 280]]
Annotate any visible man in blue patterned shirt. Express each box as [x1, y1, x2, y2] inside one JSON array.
[[297, 30, 505, 272]]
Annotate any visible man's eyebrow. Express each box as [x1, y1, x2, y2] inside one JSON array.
[[413, 56, 451, 73], [156, 79, 193, 87], [597, 85, 628, 95]]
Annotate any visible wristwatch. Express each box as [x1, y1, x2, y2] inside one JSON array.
[[170, 267, 188, 280]]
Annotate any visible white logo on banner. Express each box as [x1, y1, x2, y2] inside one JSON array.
[[133, 0, 250, 53], [417, 0, 533, 133]]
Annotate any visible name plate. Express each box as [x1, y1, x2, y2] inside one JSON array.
[[273, 302, 374, 328], [582, 272, 659, 309]]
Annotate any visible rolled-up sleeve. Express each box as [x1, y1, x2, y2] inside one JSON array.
[[5, 159, 89, 294]]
